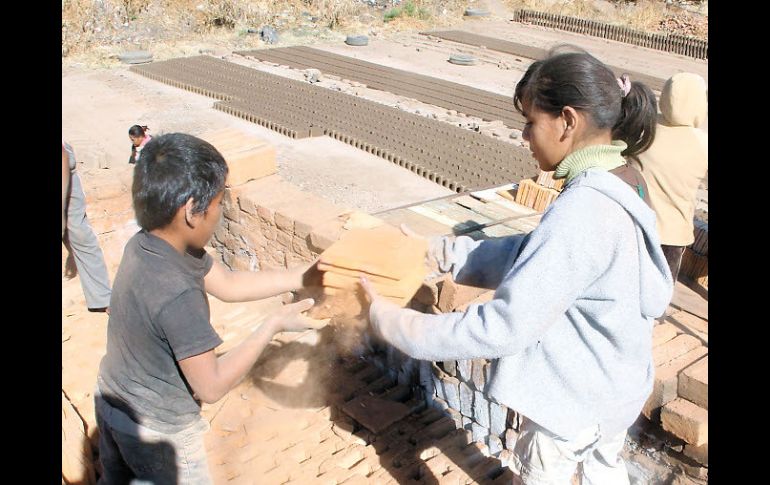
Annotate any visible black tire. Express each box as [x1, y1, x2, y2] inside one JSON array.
[[448, 53, 477, 66], [119, 50, 153, 64], [345, 35, 369, 46], [464, 8, 490, 17]]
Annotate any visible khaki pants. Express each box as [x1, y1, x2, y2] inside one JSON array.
[[511, 418, 630, 485]]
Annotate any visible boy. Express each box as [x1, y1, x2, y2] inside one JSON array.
[[94, 133, 325, 484]]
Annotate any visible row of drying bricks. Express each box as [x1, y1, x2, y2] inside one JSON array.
[[131, 57, 538, 191]]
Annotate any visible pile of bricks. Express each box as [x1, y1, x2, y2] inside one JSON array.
[[199, 128, 358, 272], [200, 128, 277, 187], [643, 311, 708, 474], [679, 220, 708, 289], [429, 359, 518, 459], [132, 56, 539, 193], [211, 170, 709, 480], [514, 171, 563, 212]]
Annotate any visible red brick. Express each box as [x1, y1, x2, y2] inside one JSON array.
[[438, 279, 489, 312], [661, 398, 708, 446], [678, 356, 707, 409]]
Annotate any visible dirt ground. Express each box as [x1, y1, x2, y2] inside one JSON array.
[[62, 12, 708, 484]]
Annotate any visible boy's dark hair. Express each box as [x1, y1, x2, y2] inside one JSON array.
[[513, 50, 657, 158], [132, 133, 228, 231], [129, 125, 149, 137]]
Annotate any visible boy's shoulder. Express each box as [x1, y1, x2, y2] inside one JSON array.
[[117, 231, 211, 301]]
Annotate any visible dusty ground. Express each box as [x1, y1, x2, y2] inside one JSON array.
[[62, 66, 453, 214], [62, 10, 708, 484]]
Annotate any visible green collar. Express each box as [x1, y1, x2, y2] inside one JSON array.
[[554, 141, 627, 184]]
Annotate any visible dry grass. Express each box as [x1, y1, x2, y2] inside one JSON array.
[[504, 0, 707, 40], [62, 0, 364, 56], [62, 0, 470, 61]]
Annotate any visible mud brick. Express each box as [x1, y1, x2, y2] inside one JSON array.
[[442, 375, 461, 411], [473, 391, 491, 428], [471, 359, 487, 391], [683, 442, 708, 466], [459, 381, 474, 417], [678, 356, 708, 409], [222, 188, 241, 222], [225, 144, 277, 186], [504, 428, 519, 450], [488, 434, 504, 456], [661, 398, 708, 446], [653, 334, 701, 366], [489, 401, 508, 437], [652, 322, 680, 347], [255, 204, 274, 225], [438, 278, 489, 312], [643, 347, 707, 418], [445, 406, 464, 429], [442, 360, 457, 377], [471, 422, 489, 444], [456, 359, 473, 382]]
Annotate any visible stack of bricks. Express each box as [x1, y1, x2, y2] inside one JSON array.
[[679, 219, 708, 289], [209, 174, 352, 272], [208, 167, 708, 478], [514, 171, 563, 212], [199, 128, 277, 187], [643, 311, 708, 473], [317, 225, 429, 309], [428, 359, 520, 461]]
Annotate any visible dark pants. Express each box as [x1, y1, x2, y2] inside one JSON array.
[[95, 391, 212, 484], [661, 245, 685, 285]]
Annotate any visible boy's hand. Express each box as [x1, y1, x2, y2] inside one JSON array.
[[267, 298, 329, 333]]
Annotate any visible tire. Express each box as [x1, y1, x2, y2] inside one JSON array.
[[345, 35, 369, 46], [448, 53, 477, 66], [119, 51, 153, 64], [464, 8, 490, 17]]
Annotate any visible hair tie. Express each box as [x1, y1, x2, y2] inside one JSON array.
[[617, 74, 631, 98]]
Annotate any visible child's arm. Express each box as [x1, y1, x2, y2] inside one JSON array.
[[363, 193, 616, 362], [434, 235, 528, 289], [204, 259, 316, 303], [62, 146, 70, 236], [178, 299, 326, 404], [404, 224, 528, 290]]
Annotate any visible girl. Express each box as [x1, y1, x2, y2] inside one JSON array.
[[128, 124, 152, 164], [358, 51, 673, 484]]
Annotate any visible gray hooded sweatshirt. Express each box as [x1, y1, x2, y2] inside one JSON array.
[[369, 169, 673, 440]]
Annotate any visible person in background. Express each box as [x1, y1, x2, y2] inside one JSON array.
[[128, 125, 152, 164]]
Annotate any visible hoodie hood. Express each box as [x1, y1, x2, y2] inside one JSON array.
[[571, 170, 674, 318], [659, 72, 708, 128]]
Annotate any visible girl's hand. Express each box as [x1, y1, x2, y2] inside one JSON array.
[[359, 276, 384, 306]]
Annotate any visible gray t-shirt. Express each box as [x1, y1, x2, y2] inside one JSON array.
[[97, 230, 222, 433]]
